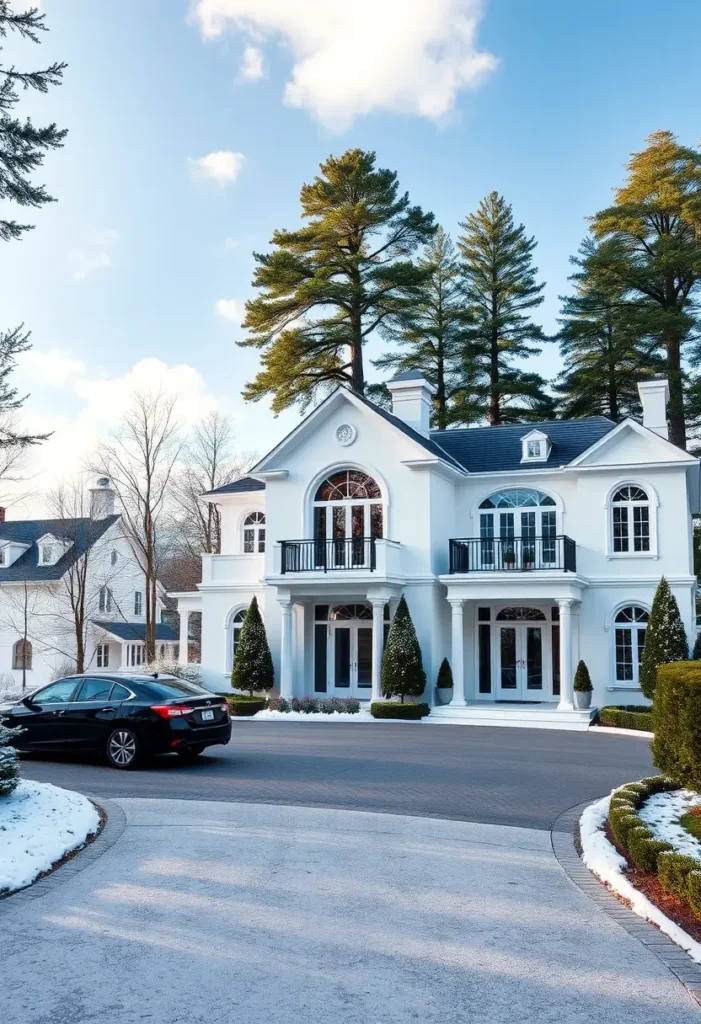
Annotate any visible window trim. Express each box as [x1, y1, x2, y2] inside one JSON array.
[[96, 643, 110, 669], [12, 638, 32, 671], [241, 509, 266, 554], [605, 480, 658, 559], [304, 462, 389, 539], [606, 601, 651, 690]]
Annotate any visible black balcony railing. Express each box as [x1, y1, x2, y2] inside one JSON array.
[[449, 535, 576, 574], [281, 537, 377, 573]]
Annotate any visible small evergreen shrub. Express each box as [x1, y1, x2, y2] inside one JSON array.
[[687, 870, 701, 916], [658, 851, 699, 903], [231, 596, 274, 697], [573, 660, 592, 692], [607, 776, 678, 870], [436, 658, 453, 689], [694, 631, 701, 661], [370, 701, 430, 720], [264, 696, 361, 714], [381, 596, 426, 703], [267, 697, 289, 712], [651, 662, 701, 791], [625, 826, 673, 873], [0, 721, 22, 797], [639, 576, 688, 699], [225, 696, 268, 717], [290, 696, 319, 714], [598, 706, 652, 731]]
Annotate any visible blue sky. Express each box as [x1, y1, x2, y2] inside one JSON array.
[[3, 0, 701, 511]]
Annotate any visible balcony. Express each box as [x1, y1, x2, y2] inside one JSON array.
[[449, 536, 576, 574], [278, 537, 400, 576], [201, 552, 264, 584]]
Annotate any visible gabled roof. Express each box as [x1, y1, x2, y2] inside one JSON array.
[[349, 391, 466, 471], [92, 620, 178, 642], [431, 417, 616, 473], [203, 476, 266, 497], [0, 516, 120, 582]]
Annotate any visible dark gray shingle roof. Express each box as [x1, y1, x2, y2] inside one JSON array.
[[92, 621, 178, 641], [351, 391, 466, 471], [0, 516, 120, 582], [203, 476, 266, 497], [389, 369, 426, 382], [431, 417, 615, 473]]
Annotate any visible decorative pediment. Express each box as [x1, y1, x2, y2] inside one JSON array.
[[568, 419, 696, 468], [520, 429, 551, 463], [35, 532, 73, 567], [0, 540, 30, 568]]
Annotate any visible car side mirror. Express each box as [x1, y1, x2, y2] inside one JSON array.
[[21, 695, 35, 708]]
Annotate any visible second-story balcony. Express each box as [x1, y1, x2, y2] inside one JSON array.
[[278, 537, 401, 576], [449, 535, 577, 574]]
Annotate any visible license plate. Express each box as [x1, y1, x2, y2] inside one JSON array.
[[201, 709, 214, 721]]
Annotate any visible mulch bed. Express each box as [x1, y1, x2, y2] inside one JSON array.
[[603, 822, 701, 944]]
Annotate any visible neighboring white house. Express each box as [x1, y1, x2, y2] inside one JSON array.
[[0, 479, 177, 691], [172, 374, 700, 728]]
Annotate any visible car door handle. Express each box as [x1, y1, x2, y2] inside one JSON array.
[[53, 709, 66, 716], [100, 707, 117, 715]]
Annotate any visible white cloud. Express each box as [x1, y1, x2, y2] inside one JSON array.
[[69, 229, 120, 281], [188, 150, 246, 184], [16, 348, 86, 387], [215, 298, 246, 322], [223, 237, 239, 249], [190, 0, 497, 131], [240, 45, 264, 81]]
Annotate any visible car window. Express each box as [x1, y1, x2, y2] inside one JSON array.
[[31, 679, 78, 704], [74, 678, 115, 702], [109, 683, 131, 701], [141, 678, 209, 699]]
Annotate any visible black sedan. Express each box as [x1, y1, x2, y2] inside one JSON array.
[[0, 674, 232, 769]]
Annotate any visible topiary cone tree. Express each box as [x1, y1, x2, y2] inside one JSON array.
[[693, 630, 701, 661], [231, 596, 274, 697], [436, 657, 453, 689], [573, 660, 592, 691], [0, 721, 21, 798], [381, 596, 426, 703], [639, 577, 688, 700]]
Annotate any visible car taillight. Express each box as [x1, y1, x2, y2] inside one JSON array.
[[220, 703, 230, 715], [151, 705, 195, 718]]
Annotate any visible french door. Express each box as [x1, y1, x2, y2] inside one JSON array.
[[330, 622, 373, 696], [479, 509, 557, 569], [314, 502, 382, 568], [496, 623, 544, 699]]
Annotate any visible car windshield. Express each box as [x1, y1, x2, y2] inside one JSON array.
[[141, 678, 210, 700]]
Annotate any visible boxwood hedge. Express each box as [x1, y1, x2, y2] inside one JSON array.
[[652, 661, 701, 791], [598, 706, 652, 732], [370, 701, 430, 720]]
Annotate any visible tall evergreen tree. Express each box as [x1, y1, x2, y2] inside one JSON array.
[[240, 149, 435, 413], [0, 3, 65, 454], [381, 596, 426, 703], [455, 192, 552, 424], [590, 131, 701, 450], [555, 236, 665, 420], [231, 596, 274, 696], [370, 228, 467, 429], [639, 576, 689, 699]]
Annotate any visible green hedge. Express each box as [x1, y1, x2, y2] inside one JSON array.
[[370, 701, 430, 720], [651, 661, 701, 790], [607, 777, 676, 874], [224, 695, 268, 717], [598, 705, 652, 732]]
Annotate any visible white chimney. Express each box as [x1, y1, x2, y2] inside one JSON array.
[[637, 379, 670, 439], [386, 370, 435, 437], [90, 477, 116, 519]]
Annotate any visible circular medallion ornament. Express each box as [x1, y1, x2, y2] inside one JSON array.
[[335, 423, 357, 447]]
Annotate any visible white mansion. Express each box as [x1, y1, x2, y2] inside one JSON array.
[[174, 374, 699, 728]]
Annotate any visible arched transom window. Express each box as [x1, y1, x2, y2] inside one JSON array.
[[478, 489, 558, 567], [614, 605, 649, 685], [611, 486, 650, 554], [243, 512, 265, 553], [313, 470, 383, 543]]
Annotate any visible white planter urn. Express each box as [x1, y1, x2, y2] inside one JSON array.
[[574, 690, 592, 710], [435, 687, 454, 706]]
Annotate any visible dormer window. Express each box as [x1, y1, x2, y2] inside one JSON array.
[[41, 545, 53, 565], [36, 532, 72, 567], [520, 430, 551, 463], [0, 547, 5, 566]]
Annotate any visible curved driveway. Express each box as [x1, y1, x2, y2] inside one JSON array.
[[20, 721, 655, 829]]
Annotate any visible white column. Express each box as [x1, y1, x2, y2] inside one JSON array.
[[178, 610, 189, 665], [279, 600, 293, 699], [450, 599, 466, 706], [557, 599, 574, 711], [370, 599, 385, 703]]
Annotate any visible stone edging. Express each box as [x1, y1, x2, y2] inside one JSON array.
[[0, 795, 126, 917], [551, 800, 701, 1006]]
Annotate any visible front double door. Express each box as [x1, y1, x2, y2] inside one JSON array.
[[330, 622, 373, 696], [496, 623, 544, 699]]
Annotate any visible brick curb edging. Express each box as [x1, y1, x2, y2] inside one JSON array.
[[551, 800, 701, 1007], [0, 795, 127, 917]]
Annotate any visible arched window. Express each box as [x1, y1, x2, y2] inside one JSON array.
[[313, 471, 384, 563], [13, 638, 32, 671], [231, 608, 247, 664], [614, 605, 649, 686], [243, 512, 265, 553], [495, 607, 546, 621], [611, 486, 650, 554], [478, 489, 558, 567]]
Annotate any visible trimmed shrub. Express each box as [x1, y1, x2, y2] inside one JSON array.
[[225, 696, 267, 717], [290, 696, 318, 714], [639, 577, 688, 699], [267, 697, 289, 712], [318, 697, 361, 714], [371, 701, 430, 720], [687, 870, 701, 916], [0, 721, 21, 797], [436, 658, 453, 690], [658, 851, 699, 903], [381, 596, 426, 703], [573, 660, 592, 692], [651, 661, 701, 791], [607, 776, 678, 872], [598, 705, 652, 731], [265, 696, 362, 715], [625, 825, 673, 873], [694, 631, 701, 661], [231, 596, 274, 697]]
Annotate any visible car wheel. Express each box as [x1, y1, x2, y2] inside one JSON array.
[[106, 728, 140, 769], [177, 745, 206, 760]]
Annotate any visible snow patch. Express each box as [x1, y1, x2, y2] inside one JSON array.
[[639, 789, 701, 861], [580, 794, 701, 962], [0, 780, 100, 894]]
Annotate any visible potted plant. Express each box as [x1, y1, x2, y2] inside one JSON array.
[[503, 548, 515, 569], [523, 551, 534, 571], [573, 659, 593, 709], [435, 657, 453, 705]]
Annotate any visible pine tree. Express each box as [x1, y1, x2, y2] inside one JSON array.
[[370, 228, 467, 429], [455, 191, 553, 425], [231, 596, 274, 696], [555, 236, 665, 420], [381, 596, 426, 703], [591, 131, 701, 450], [240, 149, 435, 413], [639, 576, 689, 699], [0, 720, 21, 797]]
